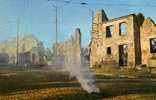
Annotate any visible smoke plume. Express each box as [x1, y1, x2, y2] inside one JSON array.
[[52, 28, 100, 93], [64, 55, 100, 93]]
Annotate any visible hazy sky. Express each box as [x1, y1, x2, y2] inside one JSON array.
[[0, 0, 156, 48]]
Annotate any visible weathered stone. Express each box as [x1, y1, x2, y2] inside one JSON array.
[[140, 18, 156, 67], [90, 9, 156, 68], [0, 35, 46, 65], [52, 28, 81, 67]]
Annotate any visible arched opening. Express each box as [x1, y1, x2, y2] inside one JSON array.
[[119, 22, 127, 35]]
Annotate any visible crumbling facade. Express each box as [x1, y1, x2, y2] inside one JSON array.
[[52, 28, 81, 67], [140, 18, 156, 67], [18, 41, 46, 66], [90, 9, 156, 68], [0, 35, 46, 66]]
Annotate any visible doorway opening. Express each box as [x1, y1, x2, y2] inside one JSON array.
[[119, 44, 128, 66]]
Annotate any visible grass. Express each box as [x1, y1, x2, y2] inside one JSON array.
[[0, 67, 156, 100]]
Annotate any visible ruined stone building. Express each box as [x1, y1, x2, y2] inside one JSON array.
[[0, 35, 46, 66], [18, 41, 46, 66], [90, 9, 156, 68], [52, 28, 81, 67]]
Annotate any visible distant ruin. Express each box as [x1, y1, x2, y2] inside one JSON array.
[[52, 28, 81, 68], [90, 9, 156, 68], [0, 35, 46, 66]]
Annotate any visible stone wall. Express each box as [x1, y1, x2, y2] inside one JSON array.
[[90, 9, 142, 68], [53, 28, 81, 67], [140, 18, 156, 67], [0, 35, 45, 65], [90, 9, 156, 68]]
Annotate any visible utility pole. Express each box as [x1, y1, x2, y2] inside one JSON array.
[[79, 2, 94, 37], [55, 6, 58, 56], [16, 19, 20, 66], [48, 0, 58, 56]]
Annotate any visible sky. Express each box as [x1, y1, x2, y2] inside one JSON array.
[[0, 0, 156, 48]]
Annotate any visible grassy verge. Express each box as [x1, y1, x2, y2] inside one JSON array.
[[0, 67, 156, 100]]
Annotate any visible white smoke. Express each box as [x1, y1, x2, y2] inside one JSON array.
[[64, 55, 100, 93], [51, 28, 100, 93]]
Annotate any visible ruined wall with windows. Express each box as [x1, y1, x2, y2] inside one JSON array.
[[140, 18, 156, 67], [90, 9, 142, 68]]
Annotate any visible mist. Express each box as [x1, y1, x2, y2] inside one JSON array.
[[63, 54, 100, 93], [51, 28, 100, 93]]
